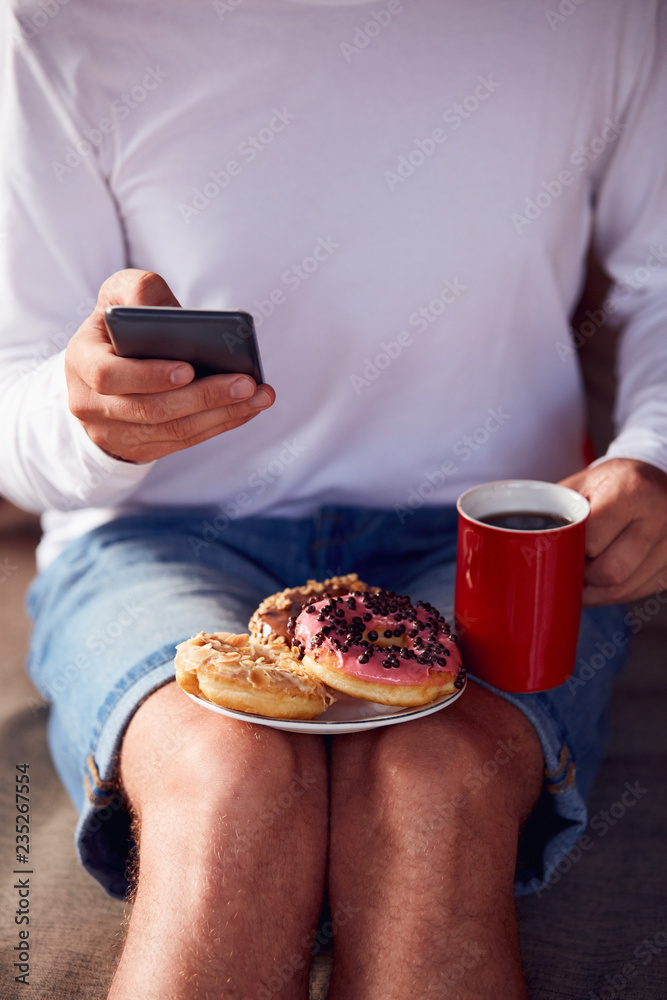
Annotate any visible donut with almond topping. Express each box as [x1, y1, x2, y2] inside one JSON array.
[[175, 631, 335, 719]]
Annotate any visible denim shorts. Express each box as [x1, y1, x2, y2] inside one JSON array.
[[26, 505, 630, 900]]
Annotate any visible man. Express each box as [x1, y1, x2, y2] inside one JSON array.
[[1, 1, 666, 997]]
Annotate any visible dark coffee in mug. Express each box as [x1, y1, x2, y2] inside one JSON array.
[[455, 480, 590, 692], [478, 510, 572, 531]]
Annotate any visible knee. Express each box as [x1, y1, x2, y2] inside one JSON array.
[[369, 715, 500, 807], [121, 683, 326, 820], [363, 695, 542, 833], [175, 718, 320, 808]]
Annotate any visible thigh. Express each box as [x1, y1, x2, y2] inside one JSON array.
[[26, 512, 289, 897], [119, 679, 328, 837], [28, 516, 283, 772], [331, 680, 544, 832], [394, 554, 632, 894]]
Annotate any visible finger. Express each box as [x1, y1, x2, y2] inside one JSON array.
[[608, 581, 667, 624], [122, 378, 273, 424], [68, 320, 198, 402], [139, 385, 274, 441], [109, 411, 262, 463], [84, 385, 274, 459], [92, 270, 183, 378], [154, 411, 261, 456], [86, 379, 274, 427], [96, 269, 182, 310], [582, 536, 667, 605], [583, 573, 667, 606], [70, 269, 194, 395], [67, 323, 197, 397], [576, 469, 632, 561], [583, 516, 657, 589]]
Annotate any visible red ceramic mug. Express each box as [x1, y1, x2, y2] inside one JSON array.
[[454, 480, 590, 693]]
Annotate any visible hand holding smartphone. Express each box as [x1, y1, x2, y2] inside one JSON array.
[[104, 306, 265, 383], [66, 269, 274, 464]]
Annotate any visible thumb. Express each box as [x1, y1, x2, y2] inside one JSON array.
[[96, 269, 181, 310]]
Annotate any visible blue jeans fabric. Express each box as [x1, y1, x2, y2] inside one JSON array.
[[26, 505, 630, 900]]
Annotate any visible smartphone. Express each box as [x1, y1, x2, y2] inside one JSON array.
[[104, 306, 265, 383]]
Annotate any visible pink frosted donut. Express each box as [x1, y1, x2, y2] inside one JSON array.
[[248, 573, 379, 646], [293, 589, 465, 707]]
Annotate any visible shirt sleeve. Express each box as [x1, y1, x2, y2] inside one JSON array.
[[0, 16, 155, 514], [592, 1, 667, 476]]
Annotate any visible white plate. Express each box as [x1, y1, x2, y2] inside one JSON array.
[[185, 678, 466, 733]]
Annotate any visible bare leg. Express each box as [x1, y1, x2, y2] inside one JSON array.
[[328, 683, 544, 999], [108, 682, 328, 1000]]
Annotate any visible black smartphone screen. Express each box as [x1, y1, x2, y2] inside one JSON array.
[[104, 306, 264, 383]]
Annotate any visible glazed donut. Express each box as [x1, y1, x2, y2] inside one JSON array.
[[294, 589, 465, 707], [175, 631, 336, 720], [248, 573, 379, 646]]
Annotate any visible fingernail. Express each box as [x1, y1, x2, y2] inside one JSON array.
[[170, 364, 193, 386], [230, 377, 255, 400], [249, 388, 272, 409]]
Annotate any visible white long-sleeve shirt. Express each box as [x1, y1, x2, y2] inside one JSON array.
[[1, 0, 666, 569]]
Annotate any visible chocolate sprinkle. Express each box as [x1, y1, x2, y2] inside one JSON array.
[[295, 586, 460, 677]]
